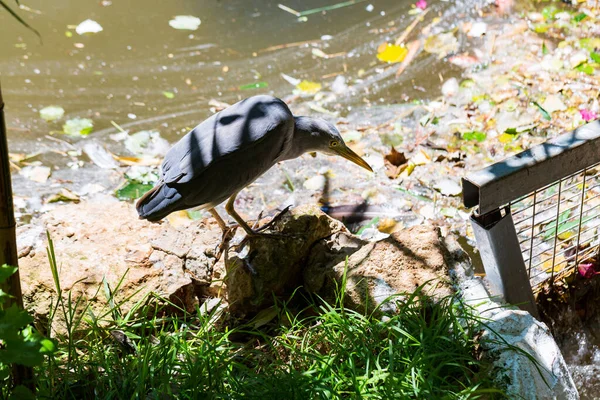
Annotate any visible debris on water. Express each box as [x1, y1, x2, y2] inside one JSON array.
[[168, 15, 201, 31], [75, 19, 103, 35], [39, 106, 65, 122], [377, 43, 408, 64], [295, 80, 322, 95], [62, 117, 93, 136]]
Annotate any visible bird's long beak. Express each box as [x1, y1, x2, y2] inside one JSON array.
[[335, 146, 373, 172]]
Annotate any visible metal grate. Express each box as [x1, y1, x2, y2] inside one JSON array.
[[509, 161, 600, 291], [462, 121, 600, 313]]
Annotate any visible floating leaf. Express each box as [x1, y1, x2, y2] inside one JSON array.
[[162, 91, 175, 99], [168, 15, 201, 31], [376, 43, 408, 63], [462, 131, 486, 142], [39, 106, 65, 122], [238, 81, 268, 90], [591, 52, 600, 63], [542, 42, 549, 55], [75, 19, 103, 35], [62, 117, 94, 136], [296, 80, 322, 94]]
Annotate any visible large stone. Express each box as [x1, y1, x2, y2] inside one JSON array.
[[224, 206, 452, 316], [306, 225, 453, 313], [224, 205, 349, 315], [16, 195, 221, 335]]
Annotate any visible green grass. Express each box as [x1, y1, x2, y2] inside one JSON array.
[[13, 236, 507, 399]]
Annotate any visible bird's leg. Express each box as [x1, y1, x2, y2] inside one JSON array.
[[225, 193, 258, 236], [225, 193, 287, 238], [208, 208, 236, 259]]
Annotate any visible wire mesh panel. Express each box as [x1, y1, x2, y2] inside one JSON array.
[[509, 161, 600, 291]]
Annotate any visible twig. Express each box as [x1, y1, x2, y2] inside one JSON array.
[[277, 4, 300, 17], [259, 39, 321, 53], [396, 40, 422, 77], [395, 9, 430, 46]]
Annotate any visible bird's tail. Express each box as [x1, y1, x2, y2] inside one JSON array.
[[136, 182, 183, 222]]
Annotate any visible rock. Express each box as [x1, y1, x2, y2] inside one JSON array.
[[481, 310, 579, 400], [16, 197, 222, 334], [306, 225, 453, 313], [225, 207, 453, 316], [225, 205, 348, 315]]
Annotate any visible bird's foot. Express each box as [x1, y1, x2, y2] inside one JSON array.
[[251, 205, 292, 233]]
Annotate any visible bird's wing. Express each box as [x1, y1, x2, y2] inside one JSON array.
[[160, 96, 294, 205]]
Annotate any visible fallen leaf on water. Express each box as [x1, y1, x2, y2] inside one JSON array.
[[239, 81, 268, 90], [169, 15, 201, 31], [383, 146, 408, 179], [62, 117, 94, 136], [46, 188, 80, 204], [163, 91, 175, 99], [377, 43, 408, 63], [296, 80, 322, 94], [75, 19, 103, 35], [20, 165, 51, 183], [415, 0, 427, 10], [39, 106, 65, 122]]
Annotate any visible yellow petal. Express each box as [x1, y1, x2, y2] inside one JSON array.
[[377, 43, 408, 64], [296, 80, 322, 94]]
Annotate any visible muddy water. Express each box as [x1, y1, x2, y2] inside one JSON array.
[[0, 0, 468, 153]]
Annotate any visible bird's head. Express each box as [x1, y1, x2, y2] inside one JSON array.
[[294, 117, 373, 172]]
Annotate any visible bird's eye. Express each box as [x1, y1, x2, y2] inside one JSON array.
[[330, 140, 339, 147]]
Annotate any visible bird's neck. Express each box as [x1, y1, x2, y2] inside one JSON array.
[[278, 116, 315, 161]]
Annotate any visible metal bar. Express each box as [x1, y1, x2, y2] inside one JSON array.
[[462, 120, 600, 214], [528, 191, 537, 277], [470, 207, 539, 317], [0, 85, 35, 389]]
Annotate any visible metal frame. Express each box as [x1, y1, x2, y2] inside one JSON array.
[[462, 120, 600, 317]]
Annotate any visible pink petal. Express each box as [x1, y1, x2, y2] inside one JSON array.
[[578, 263, 597, 279], [579, 109, 597, 122], [416, 0, 427, 10]]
